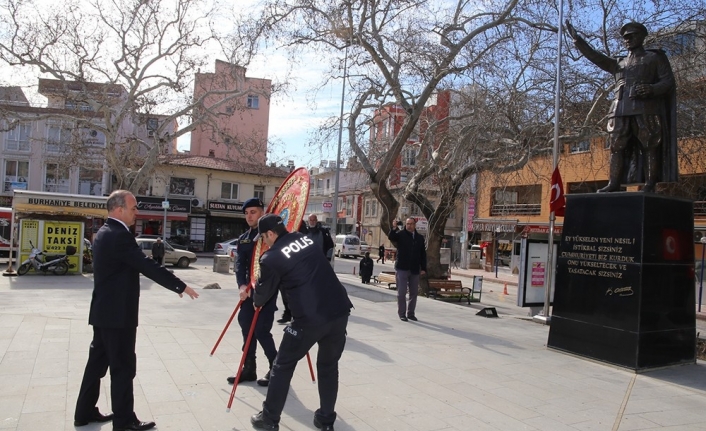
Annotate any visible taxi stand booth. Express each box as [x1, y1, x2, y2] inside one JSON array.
[[4, 190, 108, 274]]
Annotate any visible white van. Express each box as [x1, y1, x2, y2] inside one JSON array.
[[335, 234, 361, 258]]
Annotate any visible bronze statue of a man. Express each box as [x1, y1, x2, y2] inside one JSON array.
[[566, 21, 678, 193]]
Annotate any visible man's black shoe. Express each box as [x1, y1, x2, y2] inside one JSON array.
[[399, 316, 408, 322], [276, 313, 291, 324], [112, 420, 156, 431], [250, 411, 279, 430], [74, 410, 114, 426], [314, 417, 335, 431], [407, 315, 418, 321], [256, 369, 271, 386]]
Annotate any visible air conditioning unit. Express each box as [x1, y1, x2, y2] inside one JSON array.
[[148, 130, 155, 137], [191, 198, 204, 208], [695, 230, 706, 243]]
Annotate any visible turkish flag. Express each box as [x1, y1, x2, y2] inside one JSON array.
[[550, 166, 566, 216]]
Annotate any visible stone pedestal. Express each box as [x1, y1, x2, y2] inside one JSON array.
[[547, 193, 696, 371]]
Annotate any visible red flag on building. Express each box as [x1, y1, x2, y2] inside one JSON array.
[[550, 166, 566, 216]]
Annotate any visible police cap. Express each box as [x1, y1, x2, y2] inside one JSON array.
[[620, 22, 648, 37], [258, 214, 283, 233], [242, 197, 265, 213]]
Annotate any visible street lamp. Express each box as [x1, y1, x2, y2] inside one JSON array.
[[331, 29, 352, 240]]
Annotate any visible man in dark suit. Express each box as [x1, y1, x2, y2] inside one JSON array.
[[151, 238, 165, 266], [74, 190, 199, 431]]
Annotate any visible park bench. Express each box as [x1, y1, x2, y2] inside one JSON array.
[[374, 271, 397, 290], [426, 279, 481, 305]]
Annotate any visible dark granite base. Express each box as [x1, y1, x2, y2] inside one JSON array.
[[547, 193, 696, 371]]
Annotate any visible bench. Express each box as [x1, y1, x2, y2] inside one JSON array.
[[426, 279, 480, 304], [374, 272, 397, 290]]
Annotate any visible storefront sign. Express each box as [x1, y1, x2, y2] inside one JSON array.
[[136, 196, 191, 213], [467, 196, 475, 231], [208, 200, 243, 213], [44, 221, 82, 253], [522, 224, 563, 235], [13, 191, 107, 218], [473, 221, 517, 233]]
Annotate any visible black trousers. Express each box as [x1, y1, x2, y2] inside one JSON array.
[[263, 314, 348, 426], [75, 326, 138, 427], [238, 296, 278, 363]]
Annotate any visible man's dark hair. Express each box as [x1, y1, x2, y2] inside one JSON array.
[[107, 190, 132, 212], [271, 224, 287, 236]]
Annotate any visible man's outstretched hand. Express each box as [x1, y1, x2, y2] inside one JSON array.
[[180, 286, 200, 299]]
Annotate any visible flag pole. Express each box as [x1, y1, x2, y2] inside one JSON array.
[[534, 0, 565, 325]]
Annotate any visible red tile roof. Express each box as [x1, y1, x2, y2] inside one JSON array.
[[162, 154, 290, 177]]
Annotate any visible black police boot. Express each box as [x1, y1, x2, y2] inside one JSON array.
[[251, 411, 279, 431], [227, 357, 257, 384], [276, 310, 291, 324], [257, 359, 274, 386]]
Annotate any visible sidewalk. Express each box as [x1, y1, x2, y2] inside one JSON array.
[[0, 263, 705, 431]]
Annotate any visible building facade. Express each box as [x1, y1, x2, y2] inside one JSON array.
[[189, 60, 271, 163]]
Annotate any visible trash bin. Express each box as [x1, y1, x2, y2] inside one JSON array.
[[213, 255, 230, 273]]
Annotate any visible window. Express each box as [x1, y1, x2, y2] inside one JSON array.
[[64, 101, 93, 111], [221, 182, 239, 200], [494, 190, 518, 204], [371, 200, 378, 216], [569, 140, 590, 153], [326, 179, 330, 190], [5, 122, 30, 151], [44, 163, 70, 193], [3, 160, 29, 192], [365, 200, 370, 216], [402, 147, 417, 166], [247, 95, 259, 109], [146, 118, 159, 131], [400, 172, 407, 183], [169, 177, 195, 196], [47, 123, 71, 153], [410, 204, 420, 216], [78, 167, 103, 196], [254, 185, 265, 201]]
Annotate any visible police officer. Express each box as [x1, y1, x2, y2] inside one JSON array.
[[250, 214, 353, 431], [226, 198, 278, 386]]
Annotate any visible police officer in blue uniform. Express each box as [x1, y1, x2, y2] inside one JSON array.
[[226, 198, 278, 386], [250, 214, 353, 431]]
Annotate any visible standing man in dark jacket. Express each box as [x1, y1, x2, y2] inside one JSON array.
[[388, 218, 427, 322], [151, 238, 165, 266], [377, 244, 385, 264], [74, 190, 199, 431], [250, 214, 353, 431], [227, 197, 278, 386]]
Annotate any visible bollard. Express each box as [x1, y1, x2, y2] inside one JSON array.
[[503, 283, 509, 295]]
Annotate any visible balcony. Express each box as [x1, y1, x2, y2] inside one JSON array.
[[491, 203, 541, 216]]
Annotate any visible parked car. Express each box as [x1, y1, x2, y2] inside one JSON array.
[[334, 234, 361, 258], [227, 243, 238, 261], [214, 238, 239, 255], [360, 241, 371, 255], [135, 238, 197, 268], [136, 234, 187, 250]]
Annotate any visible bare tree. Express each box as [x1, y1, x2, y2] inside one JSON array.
[[0, 0, 271, 192]]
